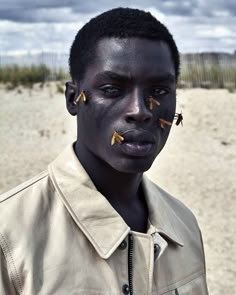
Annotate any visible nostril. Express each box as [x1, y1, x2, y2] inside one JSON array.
[[126, 116, 134, 124], [144, 115, 151, 122], [125, 112, 152, 123]]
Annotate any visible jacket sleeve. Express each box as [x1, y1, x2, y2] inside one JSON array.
[[0, 247, 17, 295], [199, 228, 209, 295]]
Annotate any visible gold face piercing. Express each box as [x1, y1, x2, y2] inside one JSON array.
[[74, 90, 87, 104], [159, 118, 172, 129], [149, 96, 160, 110], [111, 131, 124, 146]]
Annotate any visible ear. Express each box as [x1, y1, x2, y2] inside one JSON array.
[[65, 81, 79, 116]]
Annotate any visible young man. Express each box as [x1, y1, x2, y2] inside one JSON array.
[[0, 8, 208, 295]]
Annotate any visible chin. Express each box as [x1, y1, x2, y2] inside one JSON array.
[[110, 157, 155, 174]]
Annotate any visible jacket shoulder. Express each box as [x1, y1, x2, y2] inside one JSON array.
[[0, 170, 55, 231], [0, 170, 49, 203], [0, 171, 55, 295]]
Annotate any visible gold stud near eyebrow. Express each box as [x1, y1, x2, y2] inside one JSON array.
[[111, 131, 124, 146], [74, 90, 87, 104], [149, 96, 160, 110], [159, 118, 172, 129]]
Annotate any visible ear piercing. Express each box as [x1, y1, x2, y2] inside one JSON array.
[[159, 118, 172, 129], [149, 96, 160, 110], [174, 112, 183, 126], [74, 90, 87, 104], [159, 112, 183, 129], [111, 131, 124, 146]]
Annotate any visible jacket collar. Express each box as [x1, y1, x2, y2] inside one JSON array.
[[48, 144, 184, 259], [142, 176, 184, 247]]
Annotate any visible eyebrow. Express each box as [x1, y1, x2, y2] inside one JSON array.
[[94, 71, 130, 82], [94, 71, 175, 83], [147, 73, 176, 83]]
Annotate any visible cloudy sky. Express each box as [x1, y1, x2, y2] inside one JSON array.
[[0, 0, 236, 55]]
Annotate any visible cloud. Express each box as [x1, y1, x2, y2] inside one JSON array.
[[0, 20, 84, 54], [0, 0, 236, 23], [0, 0, 235, 54], [0, 5, 97, 23], [196, 26, 235, 39], [146, 7, 236, 52]]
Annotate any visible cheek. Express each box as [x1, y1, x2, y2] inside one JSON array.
[[86, 97, 124, 129], [158, 95, 176, 120], [77, 98, 120, 142]]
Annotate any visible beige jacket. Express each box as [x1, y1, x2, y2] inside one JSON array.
[[0, 145, 208, 295]]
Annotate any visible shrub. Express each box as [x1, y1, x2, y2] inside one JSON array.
[[0, 64, 67, 88]]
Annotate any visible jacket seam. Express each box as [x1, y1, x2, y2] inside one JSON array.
[[0, 171, 48, 203], [0, 233, 23, 295], [175, 271, 205, 289], [158, 269, 205, 294]]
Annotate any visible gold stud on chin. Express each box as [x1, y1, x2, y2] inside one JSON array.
[[159, 118, 172, 129], [111, 131, 124, 146], [149, 96, 160, 110], [74, 90, 87, 105]]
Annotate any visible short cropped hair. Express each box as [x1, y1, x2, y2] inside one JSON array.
[[69, 7, 180, 82]]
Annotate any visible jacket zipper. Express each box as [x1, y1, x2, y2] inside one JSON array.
[[128, 234, 134, 295]]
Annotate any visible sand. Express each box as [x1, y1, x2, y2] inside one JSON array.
[[0, 83, 235, 294]]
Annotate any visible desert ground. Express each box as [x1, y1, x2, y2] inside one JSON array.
[[0, 83, 235, 294]]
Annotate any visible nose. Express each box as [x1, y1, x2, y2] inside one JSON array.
[[125, 89, 152, 124]]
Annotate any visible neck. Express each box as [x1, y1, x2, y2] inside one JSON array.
[[74, 141, 143, 206]]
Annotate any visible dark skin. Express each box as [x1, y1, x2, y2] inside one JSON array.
[[65, 38, 176, 233]]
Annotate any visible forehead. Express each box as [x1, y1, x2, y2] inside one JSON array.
[[88, 37, 175, 79]]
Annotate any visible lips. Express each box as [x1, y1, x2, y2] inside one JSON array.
[[118, 129, 156, 157], [121, 129, 156, 144]]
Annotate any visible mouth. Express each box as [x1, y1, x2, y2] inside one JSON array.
[[117, 129, 156, 157], [121, 129, 156, 143], [121, 142, 154, 157]]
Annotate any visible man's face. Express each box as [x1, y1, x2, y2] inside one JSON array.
[[73, 38, 176, 173]]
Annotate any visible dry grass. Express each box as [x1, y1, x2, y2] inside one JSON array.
[[0, 64, 68, 88], [179, 63, 236, 92], [1, 63, 236, 92]]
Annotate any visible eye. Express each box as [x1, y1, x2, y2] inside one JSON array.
[[152, 87, 169, 96], [99, 85, 121, 97]]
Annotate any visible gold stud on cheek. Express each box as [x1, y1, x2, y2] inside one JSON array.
[[80, 91, 87, 103], [148, 96, 160, 110], [111, 131, 124, 146], [149, 97, 153, 110], [74, 90, 87, 105], [159, 118, 172, 129]]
